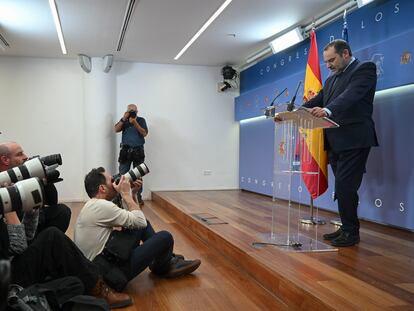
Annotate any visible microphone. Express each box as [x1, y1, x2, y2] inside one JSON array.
[[270, 87, 288, 106], [264, 87, 288, 118], [286, 81, 302, 112]]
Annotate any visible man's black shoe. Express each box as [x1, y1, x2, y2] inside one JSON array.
[[323, 228, 342, 240], [164, 258, 201, 278], [172, 253, 184, 260], [331, 231, 360, 247]]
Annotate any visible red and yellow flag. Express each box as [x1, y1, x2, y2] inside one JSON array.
[[301, 30, 328, 199]]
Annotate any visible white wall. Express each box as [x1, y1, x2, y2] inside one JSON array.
[[116, 62, 239, 198], [0, 56, 239, 201], [0, 56, 85, 201]]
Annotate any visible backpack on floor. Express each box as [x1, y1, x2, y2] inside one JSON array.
[[7, 276, 109, 311]]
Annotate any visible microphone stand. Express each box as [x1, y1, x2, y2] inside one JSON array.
[[286, 81, 302, 111], [264, 87, 287, 118]]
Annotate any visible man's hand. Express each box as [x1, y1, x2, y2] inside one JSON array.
[[129, 117, 137, 124], [112, 175, 131, 197], [273, 114, 283, 122], [309, 107, 328, 118], [131, 179, 142, 195], [123, 111, 130, 121]]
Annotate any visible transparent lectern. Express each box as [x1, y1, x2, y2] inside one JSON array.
[[256, 107, 339, 252]]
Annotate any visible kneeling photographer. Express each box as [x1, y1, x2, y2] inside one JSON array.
[[0, 142, 71, 234], [75, 164, 201, 291]]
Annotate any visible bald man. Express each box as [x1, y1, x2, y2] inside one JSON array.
[[114, 104, 148, 205], [0, 142, 71, 234]]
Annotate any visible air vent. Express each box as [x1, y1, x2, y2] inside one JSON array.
[[117, 0, 137, 52], [0, 33, 10, 50]]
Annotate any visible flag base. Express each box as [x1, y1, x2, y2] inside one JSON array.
[[330, 218, 342, 226], [300, 216, 326, 225]]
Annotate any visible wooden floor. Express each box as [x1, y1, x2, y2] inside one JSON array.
[[66, 199, 288, 311], [151, 190, 414, 311]]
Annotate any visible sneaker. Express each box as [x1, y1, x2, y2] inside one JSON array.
[[164, 257, 201, 278], [91, 278, 132, 308]]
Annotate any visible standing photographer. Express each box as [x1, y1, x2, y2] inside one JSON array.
[[114, 104, 148, 206]]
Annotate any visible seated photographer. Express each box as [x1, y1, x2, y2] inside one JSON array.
[[0, 142, 71, 234], [0, 207, 132, 308], [74, 167, 201, 291]]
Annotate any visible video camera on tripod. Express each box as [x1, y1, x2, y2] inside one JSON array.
[[0, 154, 63, 216]]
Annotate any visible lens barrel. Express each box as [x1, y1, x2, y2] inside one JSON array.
[[112, 163, 149, 185], [0, 178, 44, 215]]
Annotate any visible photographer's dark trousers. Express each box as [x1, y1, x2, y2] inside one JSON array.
[[119, 145, 145, 201], [11, 227, 99, 294], [37, 204, 72, 234], [94, 221, 173, 290]]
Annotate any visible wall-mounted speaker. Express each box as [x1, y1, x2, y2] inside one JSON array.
[[103, 54, 114, 73], [78, 54, 91, 73]]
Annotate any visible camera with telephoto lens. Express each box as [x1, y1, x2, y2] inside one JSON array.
[[128, 110, 137, 118], [0, 154, 62, 186], [0, 154, 63, 215], [112, 163, 149, 185], [0, 177, 45, 216]]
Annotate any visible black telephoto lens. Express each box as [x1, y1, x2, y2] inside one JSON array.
[[40, 154, 62, 166]]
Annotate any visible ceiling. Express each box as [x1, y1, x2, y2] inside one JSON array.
[[0, 0, 351, 67]]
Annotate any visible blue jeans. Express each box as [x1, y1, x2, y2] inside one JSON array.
[[120, 221, 174, 280], [93, 222, 174, 291]]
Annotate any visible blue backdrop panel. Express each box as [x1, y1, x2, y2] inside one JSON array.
[[237, 0, 414, 230], [240, 0, 414, 94], [239, 117, 274, 195]]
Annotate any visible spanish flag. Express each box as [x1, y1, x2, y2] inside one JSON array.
[[301, 30, 328, 199]]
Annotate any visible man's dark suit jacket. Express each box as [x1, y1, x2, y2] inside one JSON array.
[[303, 59, 379, 152]]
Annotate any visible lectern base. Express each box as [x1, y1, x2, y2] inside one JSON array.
[[254, 233, 337, 253]]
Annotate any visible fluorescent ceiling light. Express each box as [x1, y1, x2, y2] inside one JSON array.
[[246, 47, 272, 64], [48, 0, 67, 54], [269, 27, 304, 54], [357, 0, 375, 8], [174, 0, 232, 60], [0, 34, 10, 51]]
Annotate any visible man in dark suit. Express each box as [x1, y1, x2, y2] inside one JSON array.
[[303, 39, 378, 247]]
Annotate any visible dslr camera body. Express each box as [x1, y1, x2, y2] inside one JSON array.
[[128, 110, 137, 119]]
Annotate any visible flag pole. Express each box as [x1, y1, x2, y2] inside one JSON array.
[[301, 197, 326, 225]]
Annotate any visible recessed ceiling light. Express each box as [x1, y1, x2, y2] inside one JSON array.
[[48, 0, 67, 54], [174, 0, 232, 60]]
